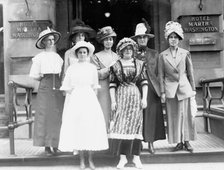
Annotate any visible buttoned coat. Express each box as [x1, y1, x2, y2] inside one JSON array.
[[158, 47, 195, 101]]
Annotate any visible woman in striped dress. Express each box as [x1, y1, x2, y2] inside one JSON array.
[[109, 38, 148, 169]]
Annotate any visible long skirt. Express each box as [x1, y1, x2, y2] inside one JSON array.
[[33, 74, 64, 147], [143, 81, 166, 142], [166, 96, 197, 144], [97, 79, 111, 130], [109, 84, 143, 155], [58, 86, 108, 151]]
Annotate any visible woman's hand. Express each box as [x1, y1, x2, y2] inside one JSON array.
[[161, 93, 166, 103], [111, 102, 117, 112], [102, 67, 110, 74], [141, 99, 147, 109]]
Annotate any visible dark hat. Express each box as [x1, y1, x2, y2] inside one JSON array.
[[96, 26, 117, 43], [36, 27, 61, 49], [69, 19, 96, 40]]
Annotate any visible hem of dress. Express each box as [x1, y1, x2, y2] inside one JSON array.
[[108, 134, 143, 140], [60, 147, 109, 152]]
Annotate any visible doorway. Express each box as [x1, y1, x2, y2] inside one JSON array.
[[0, 4, 4, 94], [73, 0, 155, 52]]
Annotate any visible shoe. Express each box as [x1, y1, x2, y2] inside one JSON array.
[[52, 148, 61, 155], [89, 160, 96, 170], [116, 155, 128, 169], [184, 141, 193, 152], [148, 142, 155, 154], [44, 147, 52, 156], [173, 142, 183, 151], [133, 155, 143, 169], [80, 163, 85, 170]]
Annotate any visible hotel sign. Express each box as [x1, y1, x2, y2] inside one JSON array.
[[9, 20, 51, 39], [179, 15, 219, 33]]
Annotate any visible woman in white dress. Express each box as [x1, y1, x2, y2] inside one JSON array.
[[59, 41, 108, 170], [91, 26, 118, 130], [29, 27, 64, 155]]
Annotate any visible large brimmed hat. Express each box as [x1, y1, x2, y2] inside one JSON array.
[[96, 26, 117, 43], [36, 27, 61, 49], [131, 19, 154, 41], [71, 41, 95, 58], [69, 19, 96, 40], [116, 37, 138, 56], [164, 21, 184, 40]]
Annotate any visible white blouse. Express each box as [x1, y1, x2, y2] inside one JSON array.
[[29, 51, 63, 79], [60, 62, 100, 92]]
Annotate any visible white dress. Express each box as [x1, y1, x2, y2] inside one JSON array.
[[59, 62, 109, 151]]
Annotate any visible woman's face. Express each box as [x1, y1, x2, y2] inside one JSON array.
[[168, 32, 180, 47], [72, 32, 86, 43], [122, 45, 133, 60], [136, 35, 149, 47], [103, 37, 114, 49], [76, 47, 89, 62], [42, 35, 55, 49]]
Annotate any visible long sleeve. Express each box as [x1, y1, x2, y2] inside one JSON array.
[[158, 53, 165, 94], [60, 67, 72, 92], [109, 66, 119, 89], [186, 52, 196, 91], [62, 49, 71, 81], [137, 62, 148, 88], [92, 65, 100, 89], [91, 54, 110, 80]]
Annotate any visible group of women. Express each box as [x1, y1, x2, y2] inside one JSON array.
[[29, 19, 197, 169]]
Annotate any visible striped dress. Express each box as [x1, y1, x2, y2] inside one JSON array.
[[109, 59, 148, 140]]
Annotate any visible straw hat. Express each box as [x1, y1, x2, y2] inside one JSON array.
[[164, 21, 184, 40], [116, 37, 137, 56], [131, 19, 154, 41], [96, 26, 117, 43], [69, 19, 96, 40], [36, 27, 61, 49], [71, 41, 95, 58]]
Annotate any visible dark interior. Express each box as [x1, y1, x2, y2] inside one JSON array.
[[74, 0, 154, 52]]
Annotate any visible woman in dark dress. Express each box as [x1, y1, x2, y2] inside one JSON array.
[[131, 20, 166, 154], [29, 27, 64, 155]]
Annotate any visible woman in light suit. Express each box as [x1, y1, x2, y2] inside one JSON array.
[[158, 21, 197, 152]]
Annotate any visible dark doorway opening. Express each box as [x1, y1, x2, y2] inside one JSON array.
[[79, 0, 154, 52], [0, 4, 4, 94]]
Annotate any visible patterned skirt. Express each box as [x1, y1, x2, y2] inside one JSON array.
[[108, 83, 143, 140]]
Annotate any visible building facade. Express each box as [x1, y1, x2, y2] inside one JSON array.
[[0, 0, 223, 137]]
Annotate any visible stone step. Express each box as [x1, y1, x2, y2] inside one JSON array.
[[0, 133, 224, 166]]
